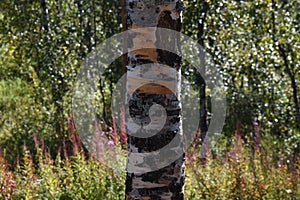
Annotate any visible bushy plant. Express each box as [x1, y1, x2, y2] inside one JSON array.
[[11, 136, 125, 200], [185, 133, 300, 199]]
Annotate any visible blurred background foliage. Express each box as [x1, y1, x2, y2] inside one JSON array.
[[0, 0, 299, 165], [0, 0, 299, 198], [0, 0, 123, 163]]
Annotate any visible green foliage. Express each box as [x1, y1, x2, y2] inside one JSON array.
[[185, 155, 298, 199], [0, 0, 299, 198], [183, 0, 300, 137], [11, 144, 126, 200], [0, 137, 298, 199], [185, 134, 300, 199], [0, 0, 298, 161], [0, 0, 123, 162]]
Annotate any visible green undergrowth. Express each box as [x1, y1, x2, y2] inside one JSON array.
[[0, 139, 299, 200]]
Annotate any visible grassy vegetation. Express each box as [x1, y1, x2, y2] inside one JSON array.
[[0, 132, 299, 200]]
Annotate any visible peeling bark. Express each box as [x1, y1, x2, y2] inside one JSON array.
[[125, 0, 185, 199]]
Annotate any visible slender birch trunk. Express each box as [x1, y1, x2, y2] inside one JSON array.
[[124, 0, 185, 199]]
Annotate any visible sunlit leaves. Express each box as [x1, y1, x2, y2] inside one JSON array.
[[0, 0, 123, 162]]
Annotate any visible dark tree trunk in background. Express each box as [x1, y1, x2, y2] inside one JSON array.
[[40, 0, 66, 154], [271, 0, 300, 128], [41, 0, 49, 33], [124, 0, 185, 199], [196, 1, 209, 161], [278, 44, 300, 128]]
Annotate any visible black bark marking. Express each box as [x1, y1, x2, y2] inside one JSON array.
[[156, 11, 181, 70], [128, 93, 181, 152]]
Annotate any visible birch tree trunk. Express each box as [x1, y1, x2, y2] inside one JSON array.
[[124, 0, 185, 199]]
